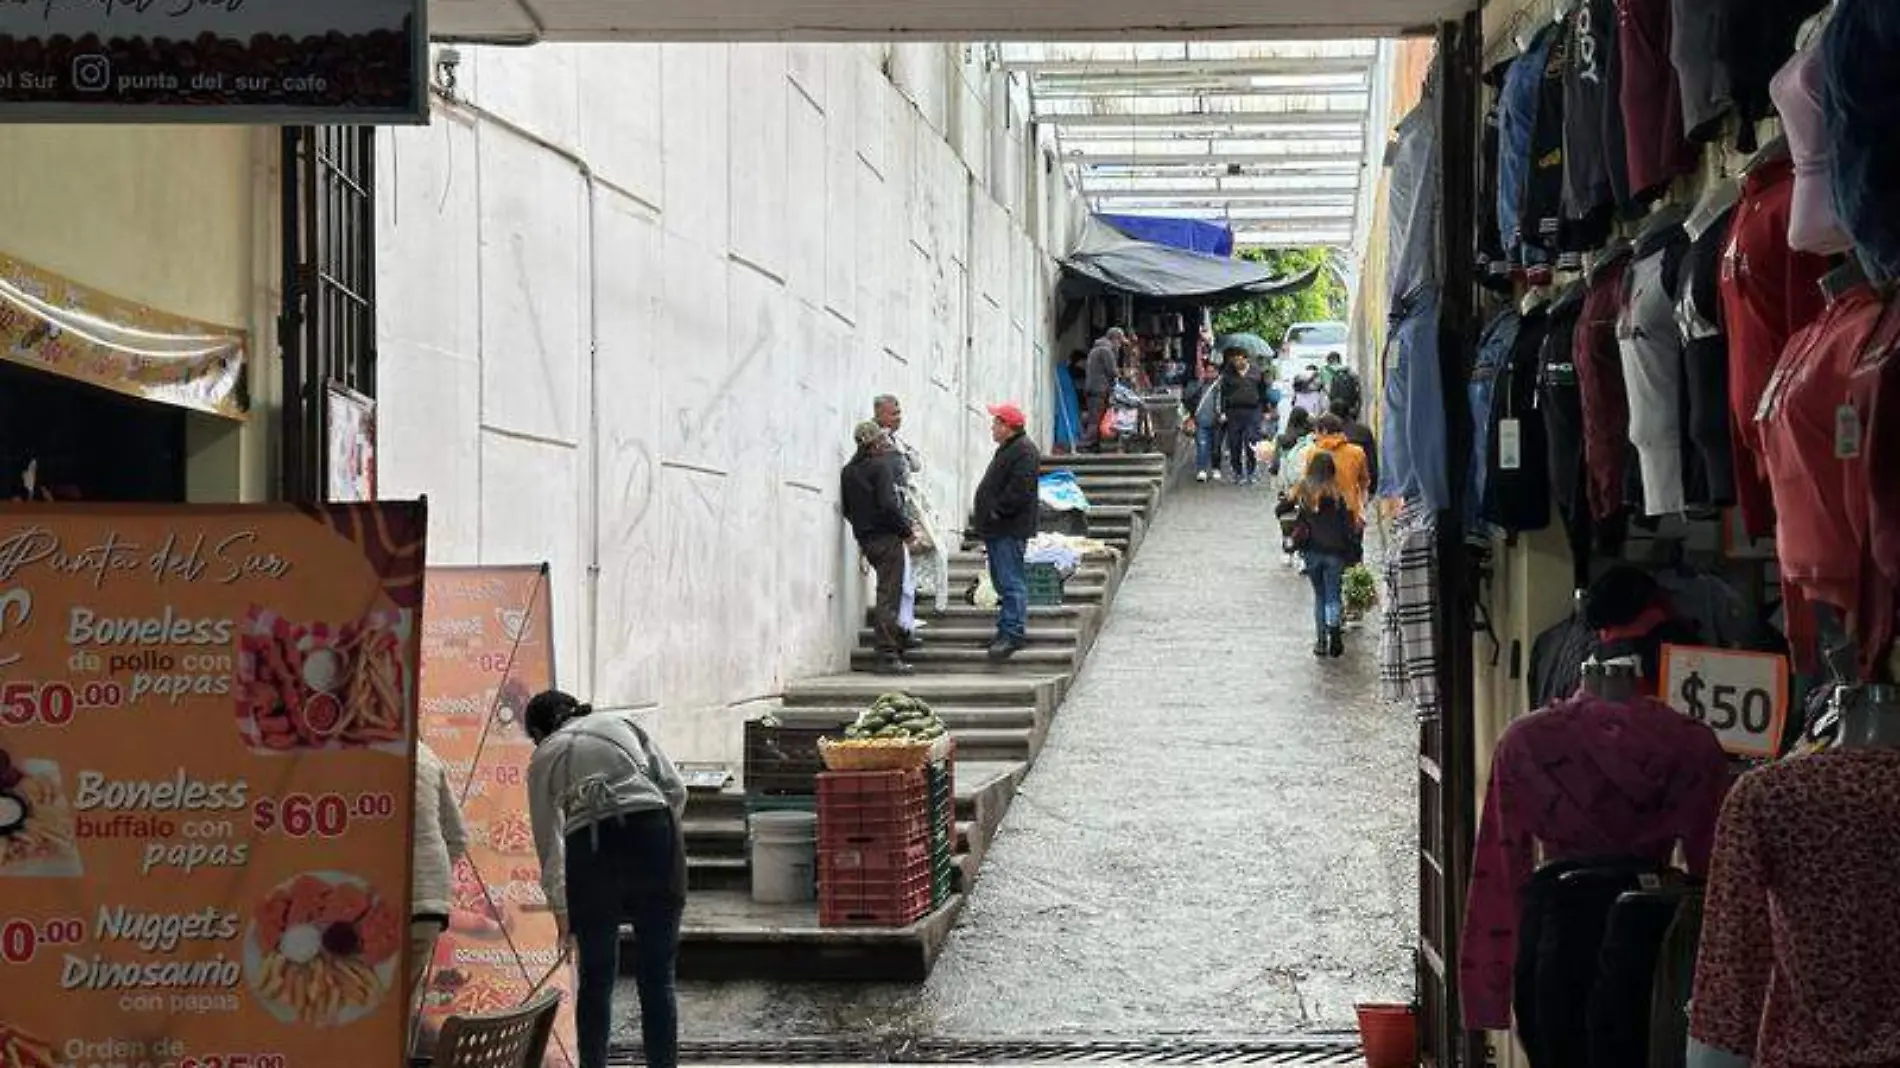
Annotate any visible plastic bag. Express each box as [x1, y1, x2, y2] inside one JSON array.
[[964, 568, 1000, 609], [1039, 471, 1092, 513]]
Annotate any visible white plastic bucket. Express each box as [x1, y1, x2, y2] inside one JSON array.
[[749, 810, 818, 904]]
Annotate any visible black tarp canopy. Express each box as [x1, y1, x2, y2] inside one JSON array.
[[1058, 216, 1321, 307]]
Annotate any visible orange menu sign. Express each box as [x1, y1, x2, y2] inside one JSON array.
[[413, 566, 574, 1066], [0, 502, 427, 1068]]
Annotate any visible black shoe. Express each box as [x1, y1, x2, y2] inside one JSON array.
[[986, 636, 1028, 663], [1313, 638, 1329, 659], [873, 656, 914, 676], [904, 632, 925, 652], [1328, 627, 1345, 658]]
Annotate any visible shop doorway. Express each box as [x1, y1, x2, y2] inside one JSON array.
[[0, 360, 188, 503]]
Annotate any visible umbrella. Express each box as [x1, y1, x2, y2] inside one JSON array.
[[1216, 333, 1273, 358]]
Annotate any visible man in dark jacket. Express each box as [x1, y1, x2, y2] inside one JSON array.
[[841, 422, 916, 675], [971, 402, 1040, 661], [1219, 348, 1270, 485], [1080, 328, 1124, 452]]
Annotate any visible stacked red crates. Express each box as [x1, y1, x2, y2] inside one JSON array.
[[817, 768, 935, 927]]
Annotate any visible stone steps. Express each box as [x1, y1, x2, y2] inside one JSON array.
[[849, 644, 1080, 677], [660, 446, 1178, 981], [859, 625, 1086, 648]]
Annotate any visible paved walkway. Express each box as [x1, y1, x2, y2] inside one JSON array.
[[650, 480, 1417, 1041]]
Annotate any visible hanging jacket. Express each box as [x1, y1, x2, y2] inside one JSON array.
[[1486, 302, 1554, 533], [1459, 694, 1731, 1030]]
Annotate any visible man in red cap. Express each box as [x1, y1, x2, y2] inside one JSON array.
[[971, 402, 1041, 661]]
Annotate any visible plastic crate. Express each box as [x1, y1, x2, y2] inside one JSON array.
[[818, 771, 932, 850], [820, 867, 936, 928], [1028, 563, 1065, 606], [744, 720, 840, 796], [820, 842, 932, 877], [818, 767, 929, 799]]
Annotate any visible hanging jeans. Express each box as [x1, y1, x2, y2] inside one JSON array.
[[984, 536, 1029, 640], [1379, 283, 1451, 510], [1224, 408, 1263, 481], [566, 809, 685, 1068], [1305, 552, 1347, 637]]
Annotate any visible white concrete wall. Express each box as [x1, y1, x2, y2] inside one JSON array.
[[376, 42, 1076, 761]]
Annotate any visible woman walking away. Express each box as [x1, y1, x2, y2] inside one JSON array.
[[1278, 452, 1361, 659], [526, 691, 689, 1068]]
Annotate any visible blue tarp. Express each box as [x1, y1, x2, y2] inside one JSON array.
[[1096, 214, 1235, 258]]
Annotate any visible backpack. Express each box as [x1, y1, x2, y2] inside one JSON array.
[[1328, 368, 1363, 416]]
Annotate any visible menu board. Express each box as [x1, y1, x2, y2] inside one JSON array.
[[0, 502, 427, 1068], [414, 566, 573, 1066]]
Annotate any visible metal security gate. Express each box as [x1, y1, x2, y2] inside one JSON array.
[[1417, 13, 1485, 1068], [279, 125, 378, 502]]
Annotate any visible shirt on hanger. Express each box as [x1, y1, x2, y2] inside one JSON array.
[[1677, 207, 1739, 508], [1380, 500, 1440, 719], [1617, 0, 1698, 200], [1468, 308, 1522, 535], [1757, 284, 1884, 669], [1577, 248, 1637, 521], [1671, 0, 1733, 142], [1854, 307, 1900, 593], [1823, 0, 1900, 282], [1720, 154, 1831, 540], [1691, 749, 1900, 1067], [1620, 218, 1694, 516], [1541, 285, 1594, 586], [1565, 0, 1631, 228], [1525, 15, 1575, 257], [1771, 42, 1853, 256], [1501, 27, 1558, 270], [1460, 694, 1731, 1031], [1715, 0, 1830, 154], [1488, 301, 1554, 533]]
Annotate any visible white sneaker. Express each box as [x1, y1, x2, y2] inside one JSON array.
[[1211, 470, 1223, 482], [1196, 470, 1209, 483]]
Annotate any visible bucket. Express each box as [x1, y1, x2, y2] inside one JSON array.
[[1355, 1003, 1417, 1068], [748, 810, 817, 904]]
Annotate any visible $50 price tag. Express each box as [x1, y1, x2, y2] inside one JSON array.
[[1660, 644, 1791, 759]]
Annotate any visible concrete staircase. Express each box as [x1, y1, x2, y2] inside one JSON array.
[[659, 447, 1180, 981]]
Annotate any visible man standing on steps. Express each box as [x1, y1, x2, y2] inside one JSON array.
[[972, 403, 1040, 663], [1081, 328, 1124, 453], [841, 422, 919, 676]]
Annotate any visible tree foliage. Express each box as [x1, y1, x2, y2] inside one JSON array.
[[1212, 248, 1348, 351]]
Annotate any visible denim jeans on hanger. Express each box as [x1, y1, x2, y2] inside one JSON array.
[[1379, 283, 1452, 513]]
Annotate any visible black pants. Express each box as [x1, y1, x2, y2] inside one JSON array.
[[1512, 859, 1671, 1068], [860, 533, 907, 656], [1224, 408, 1262, 480], [568, 810, 686, 1068]]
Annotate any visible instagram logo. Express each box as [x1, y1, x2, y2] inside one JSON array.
[[72, 54, 112, 93]]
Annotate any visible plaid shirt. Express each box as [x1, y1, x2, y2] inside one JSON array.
[[1381, 500, 1441, 718]]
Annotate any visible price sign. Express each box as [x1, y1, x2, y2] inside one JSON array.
[[1660, 644, 1791, 758]]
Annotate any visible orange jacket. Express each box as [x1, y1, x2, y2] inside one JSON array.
[[1312, 433, 1372, 519]]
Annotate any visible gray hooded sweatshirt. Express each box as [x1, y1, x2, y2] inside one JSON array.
[[527, 711, 688, 914]]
